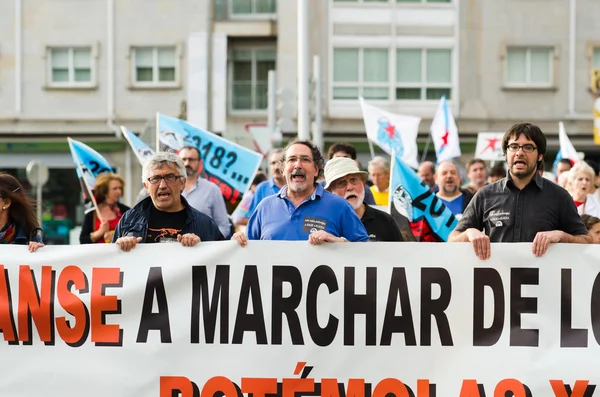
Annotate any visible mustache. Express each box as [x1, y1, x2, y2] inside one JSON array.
[[291, 170, 306, 177]]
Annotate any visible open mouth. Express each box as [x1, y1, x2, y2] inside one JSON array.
[[291, 174, 306, 181], [157, 191, 171, 200], [513, 159, 527, 168], [345, 194, 358, 200]]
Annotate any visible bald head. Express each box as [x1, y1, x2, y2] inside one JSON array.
[[435, 161, 460, 196], [418, 161, 436, 190]]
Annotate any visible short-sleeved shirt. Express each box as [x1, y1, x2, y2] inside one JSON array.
[[247, 184, 369, 242], [455, 173, 588, 242], [360, 204, 404, 242], [246, 178, 282, 218]]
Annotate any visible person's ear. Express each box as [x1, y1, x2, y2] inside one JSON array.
[[2, 199, 11, 210]]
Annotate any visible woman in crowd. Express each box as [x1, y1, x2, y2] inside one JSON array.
[[231, 171, 267, 228], [581, 214, 600, 244], [0, 173, 44, 252], [80, 173, 130, 244], [567, 162, 600, 217]]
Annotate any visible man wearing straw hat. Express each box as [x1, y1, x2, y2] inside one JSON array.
[[324, 157, 408, 242]]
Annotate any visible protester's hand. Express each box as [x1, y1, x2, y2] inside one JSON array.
[[308, 230, 345, 245], [177, 233, 200, 247], [231, 231, 248, 247], [115, 236, 142, 252], [103, 230, 114, 243], [28, 241, 44, 253], [532, 230, 564, 257], [466, 228, 491, 260]]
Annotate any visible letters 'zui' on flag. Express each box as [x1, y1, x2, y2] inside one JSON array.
[[389, 150, 458, 242]]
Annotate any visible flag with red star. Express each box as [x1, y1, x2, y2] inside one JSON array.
[[474, 132, 504, 161], [430, 96, 461, 163], [359, 97, 421, 169]]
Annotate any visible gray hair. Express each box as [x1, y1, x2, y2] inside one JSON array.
[[142, 151, 186, 183], [568, 162, 596, 184], [368, 156, 390, 173]]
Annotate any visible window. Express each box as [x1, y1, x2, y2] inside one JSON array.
[[505, 47, 553, 87], [231, 0, 276, 14], [48, 47, 93, 86], [132, 46, 178, 86], [333, 48, 389, 100], [396, 48, 452, 100], [231, 48, 276, 111]]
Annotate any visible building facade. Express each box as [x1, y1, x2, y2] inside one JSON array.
[[0, 0, 599, 234]]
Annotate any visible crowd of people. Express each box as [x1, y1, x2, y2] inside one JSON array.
[[2, 122, 600, 258]]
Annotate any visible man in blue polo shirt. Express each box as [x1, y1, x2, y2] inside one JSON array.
[[232, 140, 369, 244]]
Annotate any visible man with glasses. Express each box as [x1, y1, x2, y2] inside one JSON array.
[[449, 122, 590, 259], [179, 146, 231, 238], [113, 152, 224, 251], [323, 157, 409, 242], [232, 140, 368, 244]]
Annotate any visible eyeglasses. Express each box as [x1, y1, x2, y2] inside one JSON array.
[[507, 143, 537, 153], [147, 174, 183, 184], [331, 176, 363, 190], [285, 156, 313, 165]]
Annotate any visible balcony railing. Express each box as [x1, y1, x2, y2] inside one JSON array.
[[215, 0, 276, 20]]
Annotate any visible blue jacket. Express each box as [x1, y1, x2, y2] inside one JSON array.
[[112, 196, 224, 243], [13, 226, 43, 245]]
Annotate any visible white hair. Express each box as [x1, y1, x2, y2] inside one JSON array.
[[142, 151, 186, 183], [568, 162, 595, 184], [368, 156, 390, 173]]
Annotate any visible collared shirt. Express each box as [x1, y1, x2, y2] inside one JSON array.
[[246, 177, 283, 218], [182, 177, 231, 238], [455, 173, 588, 242], [247, 183, 369, 241], [361, 204, 403, 242]]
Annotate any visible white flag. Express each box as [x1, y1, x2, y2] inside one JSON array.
[[474, 132, 504, 161], [558, 121, 580, 165], [359, 97, 421, 169], [430, 96, 461, 162]]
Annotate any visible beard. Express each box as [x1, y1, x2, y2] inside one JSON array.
[[441, 181, 458, 195], [345, 189, 365, 210], [185, 166, 197, 177], [510, 160, 536, 180], [288, 170, 309, 193]]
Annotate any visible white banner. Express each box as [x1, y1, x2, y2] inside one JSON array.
[[1, 242, 599, 397]]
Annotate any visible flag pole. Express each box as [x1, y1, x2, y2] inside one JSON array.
[[420, 133, 431, 164], [367, 139, 376, 159]]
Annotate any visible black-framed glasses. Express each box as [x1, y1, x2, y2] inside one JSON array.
[[147, 174, 183, 185], [507, 143, 537, 153]]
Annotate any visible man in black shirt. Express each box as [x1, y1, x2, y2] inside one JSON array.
[[324, 157, 411, 242], [450, 122, 590, 259], [113, 152, 224, 251]]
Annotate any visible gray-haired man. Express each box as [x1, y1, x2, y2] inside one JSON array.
[[113, 151, 224, 251]]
